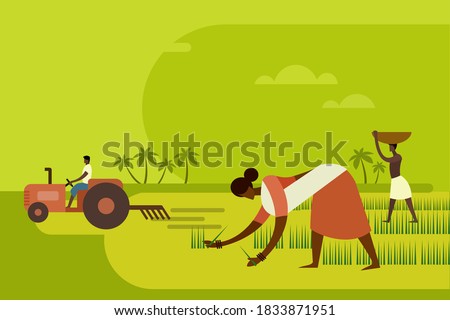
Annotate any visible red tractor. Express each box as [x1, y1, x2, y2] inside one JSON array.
[[24, 168, 169, 229]]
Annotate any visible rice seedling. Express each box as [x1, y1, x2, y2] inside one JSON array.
[[421, 241, 450, 265], [191, 223, 448, 267], [294, 193, 450, 212], [293, 197, 312, 211], [189, 192, 449, 269], [361, 192, 450, 211], [369, 210, 449, 235], [253, 225, 284, 249], [240, 247, 257, 266], [321, 241, 352, 265], [191, 227, 206, 249], [288, 226, 311, 249], [356, 242, 417, 265], [205, 226, 227, 248]]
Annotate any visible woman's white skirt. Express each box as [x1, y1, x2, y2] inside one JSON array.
[[390, 176, 412, 200]]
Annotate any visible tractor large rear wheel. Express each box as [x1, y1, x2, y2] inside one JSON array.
[[83, 183, 129, 229]]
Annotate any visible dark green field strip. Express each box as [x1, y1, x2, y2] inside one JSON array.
[[171, 208, 225, 213]]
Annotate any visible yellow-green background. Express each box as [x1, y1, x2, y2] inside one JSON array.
[[1, 1, 449, 299], [1, 0, 450, 190]]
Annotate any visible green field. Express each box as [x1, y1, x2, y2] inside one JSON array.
[[30, 191, 450, 291], [2, 190, 450, 299], [1, 0, 449, 303]]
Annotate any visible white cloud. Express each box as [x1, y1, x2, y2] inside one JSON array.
[[255, 65, 337, 85], [322, 94, 375, 109]]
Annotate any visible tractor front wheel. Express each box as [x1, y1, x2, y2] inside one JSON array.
[[83, 183, 129, 229], [28, 202, 49, 223]]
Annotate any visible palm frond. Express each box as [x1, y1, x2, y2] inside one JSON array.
[[362, 155, 373, 163], [113, 158, 122, 167], [189, 157, 200, 167], [175, 158, 185, 167], [353, 158, 360, 169], [124, 160, 134, 169]]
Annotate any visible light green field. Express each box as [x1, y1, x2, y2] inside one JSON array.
[[36, 192, 450, 290]]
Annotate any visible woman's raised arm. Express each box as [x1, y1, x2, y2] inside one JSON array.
[[372, 131, 394, 162]]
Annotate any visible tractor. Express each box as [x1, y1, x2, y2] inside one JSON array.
[[24, 168, 169, 229]]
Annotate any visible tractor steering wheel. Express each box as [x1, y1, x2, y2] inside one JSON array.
[[65, 178, 74, 187]]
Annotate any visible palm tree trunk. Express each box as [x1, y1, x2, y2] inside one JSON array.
[[157, 168, 166, 184], [184, 161, 189, 184], [126, 167, 141, 184], [361, 160, 367, 184], [143, 160, 148, 184], [375, 171, 379, 184]]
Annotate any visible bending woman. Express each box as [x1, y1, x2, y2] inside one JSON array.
[[205, 164, 379, 270]]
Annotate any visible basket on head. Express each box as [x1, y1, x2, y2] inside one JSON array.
[[377, 132, 412, 144]]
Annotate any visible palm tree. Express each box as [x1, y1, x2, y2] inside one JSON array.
[[349, 148, 373, 184], [372, 161, 386, 184], [174, 147, 199, 184], [135, 146, 158, 184], [157, 158, 175, 184], [113, 154, 141, 184]]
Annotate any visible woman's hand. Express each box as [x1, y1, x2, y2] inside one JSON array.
[[247, 257, 261, 267], [204, 240, 213, 247], [204, 240, 222, 248]]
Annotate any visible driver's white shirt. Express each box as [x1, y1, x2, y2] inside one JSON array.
[[82, 164, 92, 183]]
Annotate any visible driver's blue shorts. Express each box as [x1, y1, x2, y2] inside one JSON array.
[[71, 183, 88, 197]]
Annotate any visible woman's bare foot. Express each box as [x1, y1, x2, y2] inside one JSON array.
[[410, 219, 418, 223], [362, 263, 380, 271], [383, 220, 390, 223], [299, 263, 319, 268]]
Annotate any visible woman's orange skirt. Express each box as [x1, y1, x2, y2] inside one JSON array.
[[310, 171, 371, 239]]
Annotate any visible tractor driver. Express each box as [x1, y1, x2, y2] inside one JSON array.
[[66, 155, 92, 208]]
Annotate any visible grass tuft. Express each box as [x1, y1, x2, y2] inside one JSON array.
[[253, 225, 284, 249], [191, 228, 206, 249], [369, 210, 449, 235]]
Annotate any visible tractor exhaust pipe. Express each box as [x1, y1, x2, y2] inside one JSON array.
[[44, 167, 52, 184]]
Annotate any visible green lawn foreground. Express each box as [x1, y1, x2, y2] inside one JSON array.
[[1, 191, 449, 299]]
